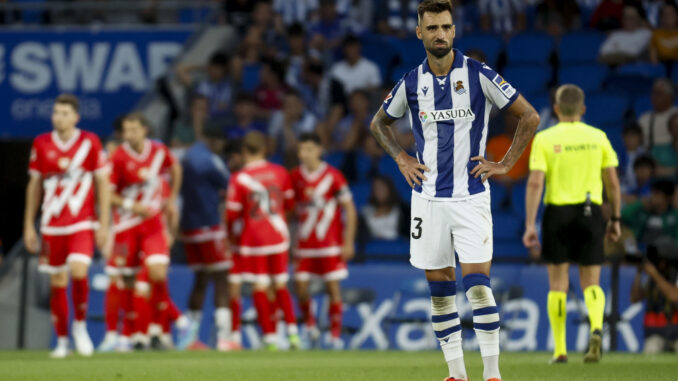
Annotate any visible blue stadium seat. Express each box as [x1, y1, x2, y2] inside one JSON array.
[[179, 7, 212, 23], [672, 63, 678, 83], [363, 238, 410, 260], [558, 30, 605, 64], [503, 66, 552, 97], [390, 64, 410, 84], [456, 33, 504, 68], [240, 64, 261, 92], [584, 93, 630, 126], [354, 151, 374, 182], [507, 33, 554, 65], [558, 65, 609, 93], [350, 181, 371, 210], [616, 63, 667, 79], [361, 34, 398, 82], [510, 181, 527, 218], [324, 151, 346, 169], [489, 180, 508, 211], [378, 155, 413, 203], [633, 95, 653, 117], [493, 212, 521, 240], [528, 93, 552, 116], [494, 241, 527, 258], [604, 126, 625, 156], [389, 37, 427, 67]]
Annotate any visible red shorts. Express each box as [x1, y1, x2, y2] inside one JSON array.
[[108, 216, 169, 276], [229, 252, 244, 284], [39, 230, 94, 274], [182, 226, 231, 272], [241, 252, 289, 285], [294, 256, 348, 281]]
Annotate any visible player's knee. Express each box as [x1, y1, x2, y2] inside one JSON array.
[[148, 264, 167, 282], [463, 273, 500, 332], [69, 261, 89, 280], [50, 272, 69, 287]]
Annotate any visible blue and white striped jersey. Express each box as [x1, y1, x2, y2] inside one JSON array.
[[383, 48, 519, 200]]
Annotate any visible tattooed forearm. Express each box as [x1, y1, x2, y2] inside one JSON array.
[[369, 108, 403, 160], [500, 108, 539, 170]]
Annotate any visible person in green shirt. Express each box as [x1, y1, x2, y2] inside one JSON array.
[[622, 179, 678, 245], [650, 113, 678, 180]]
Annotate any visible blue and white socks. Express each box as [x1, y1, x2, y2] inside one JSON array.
[[429, 281, 467, 380], [463, 273, 501, 381]]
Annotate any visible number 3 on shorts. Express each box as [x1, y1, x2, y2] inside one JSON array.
[[411, 217, 422, 239]]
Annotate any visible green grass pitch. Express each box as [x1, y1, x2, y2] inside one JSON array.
[[2, 350, 677, 380]]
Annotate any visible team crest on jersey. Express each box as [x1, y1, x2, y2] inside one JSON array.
[[138, 167, 149, 180], [419, 111, 428, 123], [554, 144, 562, 153], [454, 81, 466, 95], [492, 74, 516, 98], [57, 157, 70, 169]]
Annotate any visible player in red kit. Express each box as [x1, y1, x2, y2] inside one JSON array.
[[225, 131, 299, 350], [108, 113, 184, 350], [290, 132, 357, 349], [23, 94, 111, 358]]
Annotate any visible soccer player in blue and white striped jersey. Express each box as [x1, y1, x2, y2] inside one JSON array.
[[370, 1, 540, 381]]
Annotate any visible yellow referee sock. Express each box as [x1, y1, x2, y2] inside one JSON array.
[[547, 291, 567, 358], [584, 285, 605, 333]]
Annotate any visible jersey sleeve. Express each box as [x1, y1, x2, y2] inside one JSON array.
[[529, 133, 548, 172], [161, 145, 177, 171], [225, 174, 245, 232], [478, 63, 519, 110], [332, 169, 352, 203], [109, 154, 122, 192], [28, 139, 42, 178], [382, 76, 408, 119], [600, 133, 619, 169]]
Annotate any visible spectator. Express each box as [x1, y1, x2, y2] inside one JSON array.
[[590, 0, 625, 31], [309, 0, 346, 55], [359, 176, 409, 241], [251, 0, 287, 52], [638, 79, 678, 148], [623, 155, 656, 204], [329, 35, 382, 97], [342, 0, 374, 35], [273, 0, 318, 26], [599, 6, 652, 65], [478, 0, 526, 35], [619, 124, 647, 192], [330, 90, 371, 151], [643, 0, 666, 27], [650, 3, 678, 65], [225, 93, 268, 141], [535, 0, 582, 37], [255, 58, 289, 116], [295, 60, 334, 118], [651, 113, 678, 179], [376, 0, 419, 37], [223, 0, 256, 36], [285, 23, 308, 88], [177, 52, 235, 121], [486, 113, 532, 185], [171, 95, 209, 148], [623, 179, 678, 244], [268, 90, 318, 162]]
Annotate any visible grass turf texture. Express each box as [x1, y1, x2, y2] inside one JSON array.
[[1, 351, 676, 380]]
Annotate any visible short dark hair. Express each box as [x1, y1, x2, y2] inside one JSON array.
[[288, 22, 305, 37], [262, 58, 286, 82], [342, 34, 361, 49], [652, 179, 675, 198], [417, 0, 453, 24], [622, 123, 643, 137], [209, 52, 230, 67], [243, 131, 267, 155], [234, 93, 257, 105], [55, 94, 79, 113], [633, 155, 656, 170], [123, 112, 151, 129], [224, 138, 242, 157], [368, 175, 401, 208], [299, 132, 322, 145]]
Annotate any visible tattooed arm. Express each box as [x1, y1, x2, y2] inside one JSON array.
[[470, 95, 540, 182], [370, 107, 429, 188]]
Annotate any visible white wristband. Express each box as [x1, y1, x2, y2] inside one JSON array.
[[122, 198, 134, 211]]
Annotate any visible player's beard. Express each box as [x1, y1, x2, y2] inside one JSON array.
[[426, 40, 452, 59]]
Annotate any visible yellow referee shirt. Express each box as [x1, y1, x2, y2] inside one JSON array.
[[529, 121, 619, 206]]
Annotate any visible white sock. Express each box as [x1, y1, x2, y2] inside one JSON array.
[[231, 330, 242, 344], [429, 281, 467, 380], [287, 323, 299, 336], [56, 336, 69, 349], [175, 315, 190, 330], [214, 308, 232, 340], [187, 310, 203, 323], [464, 274, 501, 381], [441, 333, 467, 380]]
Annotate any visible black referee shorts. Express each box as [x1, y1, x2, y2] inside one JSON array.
[[541, 203, 605, 266]]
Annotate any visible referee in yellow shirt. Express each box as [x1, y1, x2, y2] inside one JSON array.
[[522, 84, 622, 364]]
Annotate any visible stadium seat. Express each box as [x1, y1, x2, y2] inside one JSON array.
[[494, 241, 528, 258], [240, 64, 261, 92], [489, 180, 508, 211], [633, 95, 653, 117], [377, 155, 413, 203], [616, 63, 667, 79], [493, 212, 521, 240], [558, 65, 609, 93], [361, 34, 398, 82], [506, 33, 554, 65], [604, 126, 625, 156], [672, 63, 678, 83], [503, 66, 552, 97], [584, 93, 630, 126], [390, 64, 410, 84], [558, 30, 605, 64], [389, 37, 427, 67], [363, 238, 410, 260], [354, 151, 374, 182], [324, 151, 346, 169], [350, 181, 371, 210], [455, 33, 504, 68], [179, 7, 212, 24]]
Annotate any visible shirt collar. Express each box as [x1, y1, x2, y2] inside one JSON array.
[[422, 48, 464, 76]]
